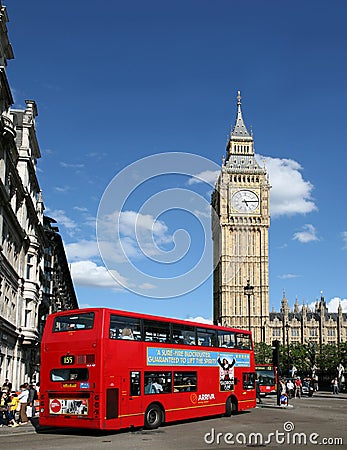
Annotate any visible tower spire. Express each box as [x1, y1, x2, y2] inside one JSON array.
[[231, 90, 251, 138]]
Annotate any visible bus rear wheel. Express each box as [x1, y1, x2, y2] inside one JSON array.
[[225, 397, 237, 416], [144, 404, 163, 429]]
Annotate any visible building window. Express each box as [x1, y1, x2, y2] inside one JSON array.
[[291, 329, 299, 337], [26, 254, 33, 279], [272, 328, 281, 337], [310, 329, 317, 337], [328, 329, 335, 337]]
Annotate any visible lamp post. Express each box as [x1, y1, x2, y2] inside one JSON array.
[[244, 280, 254, 334], [285, 322, 290, 375]]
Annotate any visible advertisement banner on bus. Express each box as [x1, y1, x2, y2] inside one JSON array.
[[146, 347, 250, 368], [49, 398, 88, 415]]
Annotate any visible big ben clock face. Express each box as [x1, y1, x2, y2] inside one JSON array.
[[231, 189, 259, 213]]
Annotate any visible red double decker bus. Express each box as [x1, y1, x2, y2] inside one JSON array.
[[255, 364, 277, 396], [39, 308, 256, 430]]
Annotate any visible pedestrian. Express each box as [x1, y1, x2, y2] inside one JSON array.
[[313, 375, 319, 392], [27, 383, 38, 417], [18, 384, 29, 424], [286, 379, 294, 399], [0, 391, 10, 427], [1, 379, 12, 393], [294, 377, 302, 398], [8, 393, 19, 427], [256, 377, 262, 404], [331, 377, 339, 395]]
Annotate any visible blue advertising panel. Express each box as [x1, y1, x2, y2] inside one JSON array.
[[146, 347, 251, 392], [146, 347, 250, 367]]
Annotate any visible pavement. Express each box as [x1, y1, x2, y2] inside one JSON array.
[[0, 417, 39, 435], [256, 390, 347, 408]]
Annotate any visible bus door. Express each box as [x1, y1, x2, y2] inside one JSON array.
[[122, 370, 142, 424]]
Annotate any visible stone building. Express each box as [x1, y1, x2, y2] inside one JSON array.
[[268, 291, 347, 347], [0, 1, 78, 388], [212, 92, 347, 345]]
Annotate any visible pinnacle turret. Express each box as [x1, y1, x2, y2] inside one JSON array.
[[230, 90, 251, 139]]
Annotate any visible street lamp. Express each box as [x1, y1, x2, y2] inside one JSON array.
[[285, 322, 290, 375], [244, 280, 254, 334]]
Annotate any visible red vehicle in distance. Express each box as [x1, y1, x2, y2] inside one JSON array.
[[255, 364, 277, 396], [39, 308, 256, 430]]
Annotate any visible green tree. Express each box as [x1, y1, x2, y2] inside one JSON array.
[[254, 342, 272, 364], [316, 344, 340, 374]]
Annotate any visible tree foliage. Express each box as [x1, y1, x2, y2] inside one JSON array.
[[275, 342, 347, 377], [254, 342, 272, 364]]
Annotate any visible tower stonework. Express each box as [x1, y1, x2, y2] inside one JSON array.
[[212, 92, 271, 342]]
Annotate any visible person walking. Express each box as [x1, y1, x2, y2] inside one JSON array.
[[18, 384, 29, 424], [0, 391, 10, 427], [294, 377, 302, 398], [255, 377, 262, 404], [332, 377, 339, 395], [27, 384, 38, 417], [8, 393, 19, 427], [286, 379, 294, 399]]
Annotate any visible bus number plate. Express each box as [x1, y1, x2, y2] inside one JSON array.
[[61, 355, 75, 365]]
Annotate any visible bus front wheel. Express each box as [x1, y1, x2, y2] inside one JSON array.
[[144, 404, 163, 429], [225, 397, 237, 417]]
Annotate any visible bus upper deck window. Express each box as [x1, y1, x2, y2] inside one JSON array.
[[109, 315, 141, 340], [236, 333, 252, 349], [218, 331, 236, 348], [53, 312, 95, 332]]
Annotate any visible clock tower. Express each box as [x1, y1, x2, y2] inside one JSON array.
[[212, 92, 270, 342]]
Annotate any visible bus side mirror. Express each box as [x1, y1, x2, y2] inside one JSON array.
[[234, 378, 238, 384]]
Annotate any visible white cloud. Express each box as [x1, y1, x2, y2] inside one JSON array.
[[97, 210, 174, 263], [188, 170, 220, 186], [185, 316, 213, 324], [256, 155, 317, 218], [60, 162, 84, 168], [118, 210, 169, 243], [293, 224, 319, 243], [308, 297, 347, 313], [326, 297, 347, 313], [278, 273, 301, 279], [70, 260, 128, 290], [65, 240, 100, 261], [54, 186, 70, 193], [47, 209, 77, 230]]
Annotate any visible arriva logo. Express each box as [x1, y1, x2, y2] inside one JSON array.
[[198, 393, 215, 401]]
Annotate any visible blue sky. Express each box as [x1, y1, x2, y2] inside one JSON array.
[[6, 0, 347, 321]]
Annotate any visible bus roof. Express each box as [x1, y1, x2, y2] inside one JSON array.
[[50, 307, 252, 336]]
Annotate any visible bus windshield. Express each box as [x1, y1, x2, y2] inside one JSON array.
[[256, 366, 275, 386], [53, 312, 95, 332]]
